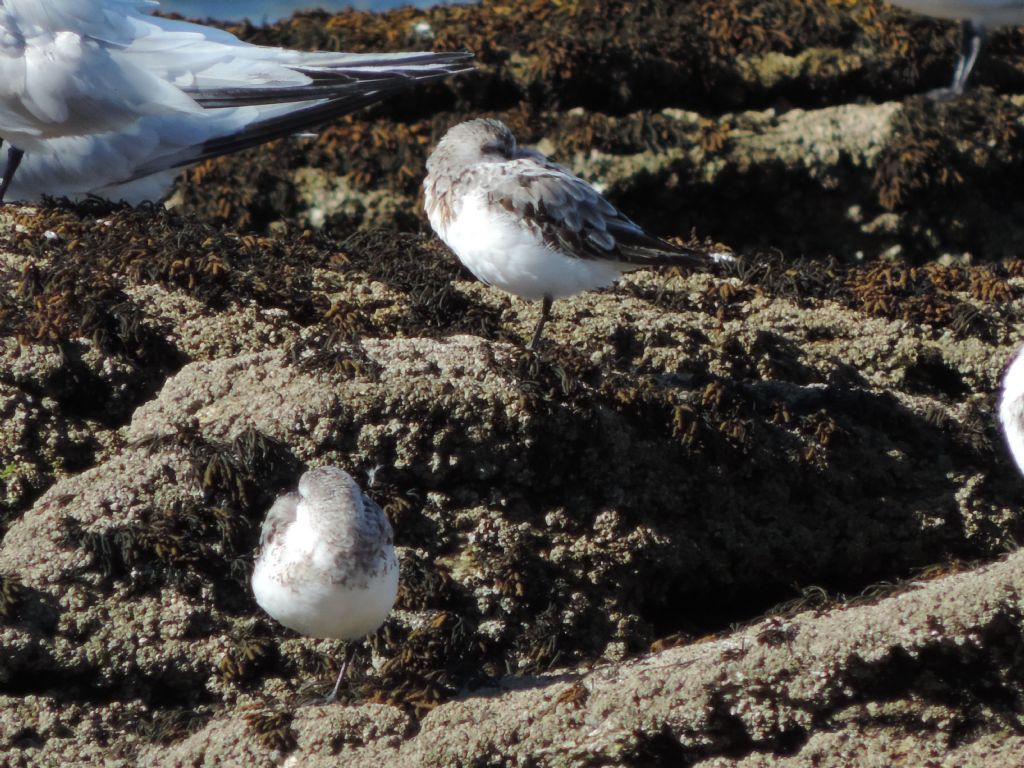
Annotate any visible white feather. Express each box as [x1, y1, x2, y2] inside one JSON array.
[[999, 344, 1024, 478], [433, 190, 627, 302]]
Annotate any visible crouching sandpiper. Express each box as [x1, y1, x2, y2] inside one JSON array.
[[252, 466, 398, 700]]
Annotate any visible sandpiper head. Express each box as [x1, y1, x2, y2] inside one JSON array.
[[297, 465, 357, 504], [427, 118, 518, 176]]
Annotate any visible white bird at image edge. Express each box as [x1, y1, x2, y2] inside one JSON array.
[[999, 344, 1024, 478]]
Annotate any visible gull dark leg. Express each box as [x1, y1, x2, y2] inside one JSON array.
[[951, 20, 985, 94], [0, 145, 24, 203], [527, 295, 553, 351]]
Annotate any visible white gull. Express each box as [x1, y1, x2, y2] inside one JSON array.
[[0, 0, 472, 203]]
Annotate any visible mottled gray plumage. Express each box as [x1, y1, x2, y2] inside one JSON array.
[[424, 118, 711, 270], [259, 492, 298, 550], [251, 465, 399, 701], [296, 466, 395, 588]]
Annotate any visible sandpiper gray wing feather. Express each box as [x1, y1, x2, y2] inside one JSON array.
[[340, 490, 395, 573], [258, 492, 298, 550], [468, 160, 711, 268], [297, 466, 395, 588]]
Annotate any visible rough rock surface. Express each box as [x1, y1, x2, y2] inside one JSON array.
[[1, 1, 1024, 766]]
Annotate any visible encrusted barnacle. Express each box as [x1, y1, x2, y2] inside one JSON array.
[[76, 523, 146, 580], [649, 632, 694, 654], [719, 641, 748, 662], [923, 263, 968, 293], [920, 402, 950, 430], [379, 489, 414, 525], [697, 118, 730, 154], [948, 304, 989, 340], [512, 600, 574, 675], [137, 707, 213, 745], [244, 709, 297, 753], [912, 559, 973, 581], [1004, 259, 1024, 278], [968, 269, 1012, 303], [471, 535, 560, 615], [323, 298, 375, 341], [192, 428, 300, 514], [395, 552, 456, 611], [671, 404, 703, 450], [367, 609, 484, 714], [701, 380, 728, 410], [504, 345, 594, 406], [769, 400, 793, 426], [295, 337, 384, 380], [130, 418, 202, 454], [718, 417, 750, 450], [805, 411, 842, 448], [872, 91, 1024, 255], [366, 676, 448, 718], [63, 492, 257, 600]]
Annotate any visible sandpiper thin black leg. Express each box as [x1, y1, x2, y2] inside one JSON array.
[[0, 145, 24, 203], [325, 644, 357, 702], [527, 295, 553, 350]]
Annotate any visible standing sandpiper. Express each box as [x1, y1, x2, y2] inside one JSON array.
[[423, 118, 721, 349]]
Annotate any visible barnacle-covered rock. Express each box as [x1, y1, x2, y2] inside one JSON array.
[[1, 0, 1024, 765], [0, 197, 1022, 764]]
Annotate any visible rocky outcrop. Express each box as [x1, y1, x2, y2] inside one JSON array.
[[1, 1, 1024, 765]]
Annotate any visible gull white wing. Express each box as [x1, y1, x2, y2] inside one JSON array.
[[1, 0, 155, 43], [0, 0, 473, 200], [4, 72, 445, 203], [0, 22, 203, 146]]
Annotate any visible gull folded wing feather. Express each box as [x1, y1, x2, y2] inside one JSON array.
[[0, 0, 473, 202]]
